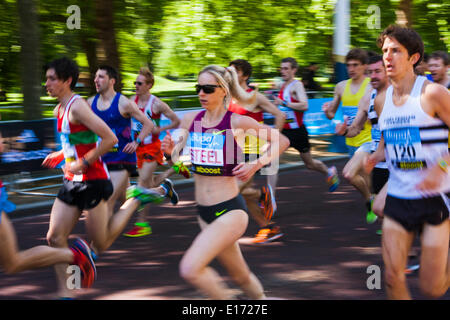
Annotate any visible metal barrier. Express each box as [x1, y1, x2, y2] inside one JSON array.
[[1, 90, 335, 198]]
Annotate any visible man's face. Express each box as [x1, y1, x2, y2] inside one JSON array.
[[346, 59, 366, 80], [280, 62, 296, 81], [232, 66, 248, 85], [94, 69, 114, 94], [382, 36, 419, 78], [45, 68, 69, 98], [134, 74, 152, 95], [428, 57, 448, 84], [367, 60, 387, 90]]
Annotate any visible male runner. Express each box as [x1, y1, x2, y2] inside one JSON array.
[[124, 67, 187, 237], [0, 123, 95, 288], [335, 54, 389, 225], [43, 58, 162, 298], [228, 59, 286, 243], [323, 48, 374, 218], [270, 57, 339, 194], [367, 25, 450, 299]]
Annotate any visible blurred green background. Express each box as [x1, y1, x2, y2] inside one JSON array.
[[0, 0, 448, 120]]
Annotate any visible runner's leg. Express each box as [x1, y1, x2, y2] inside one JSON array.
[[0, 212, 73, 274], [418, 220, 450, 298], [179, 210, 250, 299], [382, 216, 415, 299]]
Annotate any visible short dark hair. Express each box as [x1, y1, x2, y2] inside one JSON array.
[[98, 65, 119, 82], [229, 59, 252, 78], [346, 48, 369, 65], [377, 25, 424, 68], [368, 54, 383, 65], [44, 57, 79, 90], [281, 57, 298, 69], [428, 51, 449, 66]]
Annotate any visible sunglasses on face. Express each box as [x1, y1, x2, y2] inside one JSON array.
[[195, 84, 220, 94], [134, 81, 143, 86]]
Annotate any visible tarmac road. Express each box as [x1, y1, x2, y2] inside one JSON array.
[[0, 158, 449, 301]]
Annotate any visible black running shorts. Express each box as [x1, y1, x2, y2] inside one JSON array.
[[57, 178, 114, 211], [371, 167, 389, 194], [197, 194, 248, 224], [384, 193, 450, 233], [106, 163, 139, 177], [282, 125, 311, 154]]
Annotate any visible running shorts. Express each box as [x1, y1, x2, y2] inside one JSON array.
[[197, 194, 248, 224], [371, 167, 389, 194], [282, 125, 311, 154], [57, 178, 113, 211], [106, 163, 138, 177], [384, 193, 450, 233], [136, 141, 164, 168]]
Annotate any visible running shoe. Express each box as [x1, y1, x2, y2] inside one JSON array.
[[172, 161, 191, 179], [327, 166, 340, 192], [123, 222, 152, 237], [259, 185, 276, 221], [126, 185, 164, 210], [366, 198, 378, 224], [70, 238, 97, 288], [252, 226, 284, 244], [405, 264, 420, 275], [162, 178, 179, 205]]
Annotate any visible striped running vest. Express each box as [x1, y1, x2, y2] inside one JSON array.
[[57, 95, 109, 182], [189, 110, 241, 176], [367, 89, 387, 169], [276, 80, 304, 130], [131, 95, 161, 145], [379, 76, 450, 199], [342, 77, 372, 147]]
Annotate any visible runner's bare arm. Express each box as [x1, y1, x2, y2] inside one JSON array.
[[416, 83, 450, 191], [256, 92, 286, 131], [161, 111, 199, 162], [286, 81, 308, 112], [70, 98, 118, 165], [153, 98, 181, 133], [323, 81, 345, 119], [121, 97, 154, 153], [336, 91, 370, 137], [231, 114, 290, 181]]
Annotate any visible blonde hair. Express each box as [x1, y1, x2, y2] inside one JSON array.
[[139, 67, 154, 87], [199, 65, 257, 108]]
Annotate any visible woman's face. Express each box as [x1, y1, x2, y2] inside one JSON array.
[[197, 72, 226, 110]]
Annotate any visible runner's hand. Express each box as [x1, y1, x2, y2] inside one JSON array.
[[335, 119, 348, 136], [416, 165, 446, 194], [232, 162, 260, 182], [363, 153, 377, 174], [68, 159, 87, 175], [322, 101, 331, 113], [123, 141, 139, 154], [161, 131, 174, 155], [42, 151, 65, 168]]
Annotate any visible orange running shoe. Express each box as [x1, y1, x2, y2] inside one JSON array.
[[252, 226, 284, 244]]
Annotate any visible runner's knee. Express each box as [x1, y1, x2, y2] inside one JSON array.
[[179, 259, 200, 283], [46, 231, 66, 248], [384, 266, 406, 289]]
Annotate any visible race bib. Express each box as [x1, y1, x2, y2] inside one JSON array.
[[190, 132, 225, 166], [342, 106, 358, 126], [384, 127, 426, 170]]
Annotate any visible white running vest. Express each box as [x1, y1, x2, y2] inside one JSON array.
[[131, 95, 156, 145], [379, 76, 450, 199], [367, 89, 388, 169]]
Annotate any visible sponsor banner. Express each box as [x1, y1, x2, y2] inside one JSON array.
[[0, 119, 57, 175]]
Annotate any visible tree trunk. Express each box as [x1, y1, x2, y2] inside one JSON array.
[[95, 0, 122, 91], [397, 0, 413, 27], [17, 0, 41, 120]]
